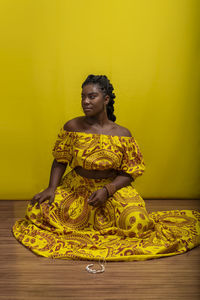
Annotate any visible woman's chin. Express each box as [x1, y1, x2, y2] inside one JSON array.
[[83, 109, 94, 116]]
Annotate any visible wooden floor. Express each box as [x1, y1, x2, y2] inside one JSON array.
[[0, 200, 200, 300]]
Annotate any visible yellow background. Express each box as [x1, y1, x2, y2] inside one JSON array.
[[1, 0, 200, 199]]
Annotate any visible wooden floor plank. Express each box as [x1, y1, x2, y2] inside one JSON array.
[[0, 200, 200, 300]]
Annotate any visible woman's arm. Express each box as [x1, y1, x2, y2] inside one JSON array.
[[107, 171, 133, 192], [48, 159, 67, 190], [88, 171, 133, 207], [30, 159, 67, 207]]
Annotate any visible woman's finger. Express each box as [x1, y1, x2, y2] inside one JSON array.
[[88, 191, 95, 200], [88, 192, 96, 203], [36, 199, 41, 209], [35, 196, 47, 209], [34, 193, 42, 200], [48, 195, 55, 206], [30, 197, 38, 206], [89, 195, 100, 207], [30, 194, 41, 205], [92, 198, 101, 207]]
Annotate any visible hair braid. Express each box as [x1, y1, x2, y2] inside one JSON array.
[[81, 74, 116, 122]]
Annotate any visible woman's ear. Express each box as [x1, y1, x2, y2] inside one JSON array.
[[104, 95, 110, 106]]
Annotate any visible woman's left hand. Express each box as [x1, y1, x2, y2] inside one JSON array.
[[87, 188, 108, 207]]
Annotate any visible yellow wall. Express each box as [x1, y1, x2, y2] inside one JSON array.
[[1, 0, 200, 199]]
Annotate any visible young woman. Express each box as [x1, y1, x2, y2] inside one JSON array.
[[13, 75, 200, 261]]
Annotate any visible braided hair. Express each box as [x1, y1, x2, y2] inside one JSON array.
[[81, 74, 116, 122]]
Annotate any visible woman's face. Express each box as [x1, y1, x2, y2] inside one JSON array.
[[81, 84, 109, 117]]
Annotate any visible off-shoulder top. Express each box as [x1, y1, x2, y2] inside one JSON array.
[[52, 128, 145, 180]]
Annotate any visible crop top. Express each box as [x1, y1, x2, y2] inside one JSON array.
[[52, 127, 145, 180]]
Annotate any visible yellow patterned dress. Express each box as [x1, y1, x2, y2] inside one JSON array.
[[12, 128, 200, 261]]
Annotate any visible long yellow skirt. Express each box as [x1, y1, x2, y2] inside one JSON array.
[[12, 169, 200, 261]]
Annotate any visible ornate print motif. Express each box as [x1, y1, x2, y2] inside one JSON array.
[[12, 128, 200, 261]]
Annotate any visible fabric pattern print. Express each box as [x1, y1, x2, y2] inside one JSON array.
[[12, 128, 200, 261]]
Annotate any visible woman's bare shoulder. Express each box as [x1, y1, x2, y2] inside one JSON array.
[[63, 116, 84, 132], [63, 118, 132, 137], [113, 123, 132, 137]]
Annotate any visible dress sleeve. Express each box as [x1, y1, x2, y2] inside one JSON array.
[[52, 128, 73, 164], [119, 137, 145, 180]]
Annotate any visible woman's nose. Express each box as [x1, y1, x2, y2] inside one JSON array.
[[83, 97, 90, 104]]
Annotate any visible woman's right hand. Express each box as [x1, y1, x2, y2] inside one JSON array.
[[30, 187, 56, 208]]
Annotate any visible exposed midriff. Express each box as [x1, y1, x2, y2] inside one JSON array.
[[74, 166, 118, 179]]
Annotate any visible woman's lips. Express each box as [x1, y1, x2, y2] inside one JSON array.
[[83, 107, 92, 110]]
